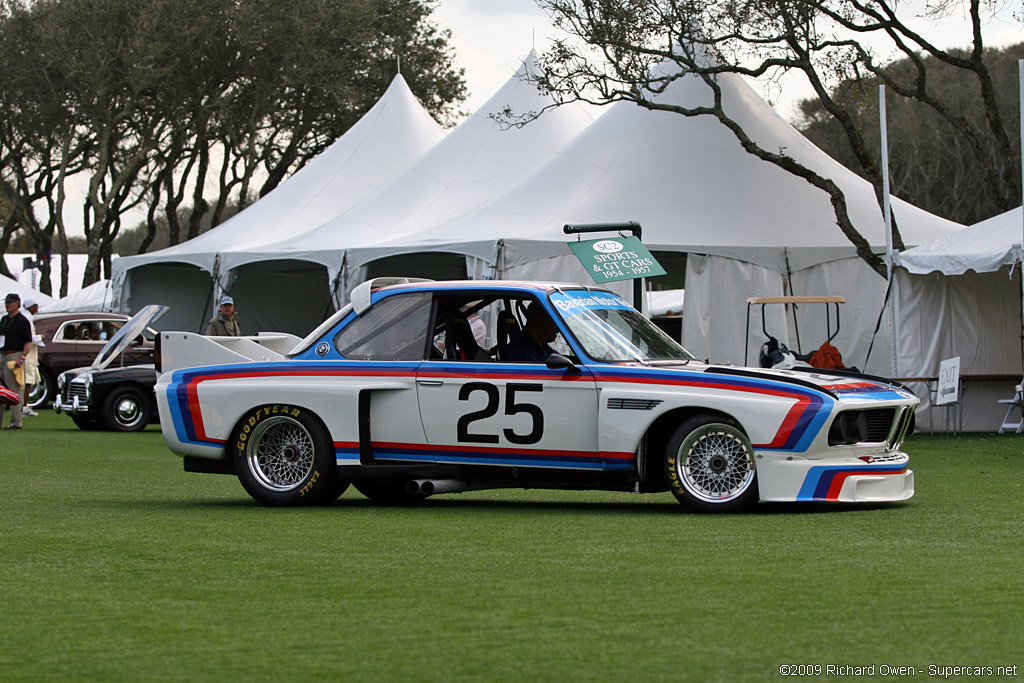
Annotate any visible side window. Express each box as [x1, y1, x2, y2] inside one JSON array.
[[334, 292, 433, 361], [429, 295, 498, 362]]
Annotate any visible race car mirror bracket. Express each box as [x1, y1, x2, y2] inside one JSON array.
[[545, 353, 579, 371]]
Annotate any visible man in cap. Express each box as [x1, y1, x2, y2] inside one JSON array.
[[1, 292, 32, 429], [205, 295, 242, 336]]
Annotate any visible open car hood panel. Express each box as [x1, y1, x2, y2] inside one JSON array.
[[90, 304, 168, 370]]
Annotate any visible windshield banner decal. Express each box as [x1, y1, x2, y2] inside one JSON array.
[[550, 290, 632, 316]]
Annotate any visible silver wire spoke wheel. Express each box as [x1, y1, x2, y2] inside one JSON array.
[[676, 424, 755, 503], [245, 415, 315, 491]]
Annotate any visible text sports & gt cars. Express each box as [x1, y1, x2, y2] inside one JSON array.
[[155, 278, 917, 512]]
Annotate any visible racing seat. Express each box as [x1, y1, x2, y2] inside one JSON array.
[[495, 307, 520, 361], [448, 315, 489, 362]]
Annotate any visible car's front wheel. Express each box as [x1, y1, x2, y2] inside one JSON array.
[[101, 386, 152, 432], [232, 405, 348, 506], [665, 413, 758, 513]]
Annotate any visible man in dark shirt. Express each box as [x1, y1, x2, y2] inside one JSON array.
[[507, 301, 559, 363], [1, 292, 32, 429]]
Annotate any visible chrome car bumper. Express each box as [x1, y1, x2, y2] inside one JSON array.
[[55, 391, 91, 414]]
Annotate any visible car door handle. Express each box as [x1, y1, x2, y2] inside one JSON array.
[[417, 379, 444, 387]]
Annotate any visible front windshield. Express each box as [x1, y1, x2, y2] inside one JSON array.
[[550, 290, 695, 362]]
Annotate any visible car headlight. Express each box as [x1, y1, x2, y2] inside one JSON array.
[[828, 411, 868, 445], [57, 373, 67, 390]]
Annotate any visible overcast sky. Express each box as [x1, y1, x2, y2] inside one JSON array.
[[431, 0, 560, 116], [431, 0, 1023, 122]]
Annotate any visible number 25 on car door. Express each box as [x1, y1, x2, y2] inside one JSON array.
[[415, 363, 599, 469]]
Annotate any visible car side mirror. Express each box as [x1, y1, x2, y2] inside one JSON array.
[[546, 353, 579, 372]]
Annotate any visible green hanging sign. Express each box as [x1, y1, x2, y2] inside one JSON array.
[[567, 236, 666, 284]]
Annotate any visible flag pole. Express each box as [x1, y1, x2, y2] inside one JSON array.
[[1018, 59, 1023, 375], [880, 85, 897, 375]]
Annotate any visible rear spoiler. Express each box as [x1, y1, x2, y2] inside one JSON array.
[[350, 277, 434, 315], [156, 332, 303, 374]]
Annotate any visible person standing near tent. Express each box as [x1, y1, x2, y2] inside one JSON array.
[[1, 292, 32, 429], [206, 295, 242, 336], [20, 297, 40, 417]]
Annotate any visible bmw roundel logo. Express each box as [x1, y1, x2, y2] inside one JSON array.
[[315, 342, 330, 357], [593, 240, 624, 253]]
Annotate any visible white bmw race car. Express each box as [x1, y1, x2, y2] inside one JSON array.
[[155, 278, 917, 512]]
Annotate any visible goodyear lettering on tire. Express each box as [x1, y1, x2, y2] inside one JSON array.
[[236, 405, 303, 453]]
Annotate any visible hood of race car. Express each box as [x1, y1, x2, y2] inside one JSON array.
[[705, 364, 917, 402], [611, 360, 917, 402]]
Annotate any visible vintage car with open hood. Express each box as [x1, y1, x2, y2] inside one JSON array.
[[154, 279, 917, 512], [54, 305, 166, 432]]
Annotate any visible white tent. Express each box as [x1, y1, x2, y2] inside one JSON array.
[[44, 279, 115, 312], [112, 72, 446, 331], [0, 274, 56, 308], [649, 289, 686, 317], [894, 206, 1024, 431], [213, 50, 599, 333], [339, 63, 964, 373], [898, 206, 1023, 275]]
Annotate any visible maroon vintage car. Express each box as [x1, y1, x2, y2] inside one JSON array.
[[28, 311, 156, 408]]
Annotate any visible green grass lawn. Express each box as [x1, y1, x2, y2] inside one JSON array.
[[1, 411, 1021, 681]]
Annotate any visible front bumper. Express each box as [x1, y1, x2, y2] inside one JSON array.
[[55, 389, 91, 415], [757, 451, 914, 503]]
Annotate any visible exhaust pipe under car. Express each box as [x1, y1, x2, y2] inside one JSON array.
[[405, 479, 468, 496]]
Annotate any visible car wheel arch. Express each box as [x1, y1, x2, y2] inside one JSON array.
[[638, 407, 747, 491], [228, 402, 331, 443]]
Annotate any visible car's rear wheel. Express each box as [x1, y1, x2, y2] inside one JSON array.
[[232, 405, 348, 506], [665, 413, 758, 513], [27, 368, 56, 409], [101, 386, 151, 432], [354, 480, 429, 503]]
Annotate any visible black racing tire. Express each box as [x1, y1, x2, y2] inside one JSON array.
[[71, 413, 102, 430], [27, 368, 56, 409], [232, 405, 348, 507], [353, 480, 429, 503], [100, 386, 152, 432], [665, 413, 758, 513]]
